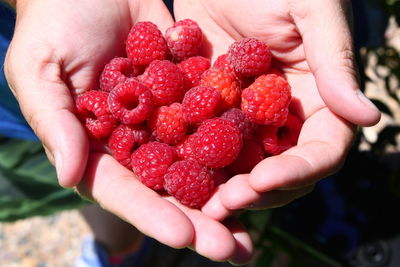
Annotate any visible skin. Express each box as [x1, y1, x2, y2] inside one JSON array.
[[5, 0, 252, 264], [172, 0, 381, 220], [4, 0, 381, 265]]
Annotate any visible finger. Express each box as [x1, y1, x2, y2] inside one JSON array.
[[133, 0, 175, 33], [166, 197, 237, 262], [249, 108, 354, 191], [224, 217, 254, 266], [201, 185, 231, 221], [292, 0, 380, 126], [249, 185, 315, 209], [5, 48, 88, 187], [77, 153, 194, 249]]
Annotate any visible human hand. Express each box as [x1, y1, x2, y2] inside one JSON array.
[[174, 0, 381, 219], [4, 0, 252, 264]]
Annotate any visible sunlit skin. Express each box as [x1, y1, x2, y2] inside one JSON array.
[[172, 0, 380, 219], [5, 0, 380, 265]]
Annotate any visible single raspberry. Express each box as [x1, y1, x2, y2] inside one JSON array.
[[220, 108, 257, 140], [130, 123, 153, 146], [139, 60, 186, 106], [108, 124, 151, 168], [126, 21, 168, 66], [165, 19, 202, 61], [75, 90, 118, 139], [107, 124, 149, 168], [241, 74, 291, 126], [131, 142, 177, 190], [175, 134, 196, 159], [227, 38, 272, 77], [182, 86, 221, 124], [148, 103, 188, 145], [99, 57, 140, 92], [164, 159, 214, 208], [177, 56, 211, 89], [213, 54, 234, 73], [191, 118, 242, 168], [200, 67, 241, 111], [213, 54, 253, 88], [226, 139, 265, 175], [108, 79, 153, 125], [257, 113, 302, 155]]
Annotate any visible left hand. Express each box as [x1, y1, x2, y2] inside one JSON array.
[[173, 0, 380, 220]]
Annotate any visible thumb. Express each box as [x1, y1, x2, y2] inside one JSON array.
[[293, 0, 381, 126], [5, 46, 89, 188]]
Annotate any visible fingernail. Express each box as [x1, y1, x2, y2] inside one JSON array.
[[356, 89, 378, 110], [54, 151, 63, 180]]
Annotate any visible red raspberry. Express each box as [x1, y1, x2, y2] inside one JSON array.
[[131, 123, 153, 146], [227, 38, 272, 77], [148, 103, 188, 145], [75, 90, 118, 139], [191, 118, 242, 168], [182, 86, 221, 124], [200, 67, 241, 111], [220, 108, 257, 140], [108, 124, 151, 168], [226, 139, 265, 175], [165, 19, 202, 61], [131, 142, 177, 190], [108, 79, 153, 125], [175, 134, 196, 159], [126, 22, 168, 66], [257, 113, 303, 155], [139, 60, 186, 107], [164, 159, 214, 208], [99, 57, 140, 92], [241, 74, 291, 126], [213, 54, 233, 73], [177, 56, 210, 89], [213, 54, 253, 88]]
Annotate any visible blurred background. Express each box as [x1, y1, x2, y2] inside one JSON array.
[[1, 0, 400, 266]]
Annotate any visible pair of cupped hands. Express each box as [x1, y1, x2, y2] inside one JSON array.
[[5, 0, 380, 264]]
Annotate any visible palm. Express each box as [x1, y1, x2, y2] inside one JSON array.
[[174, 0, 355, 217]]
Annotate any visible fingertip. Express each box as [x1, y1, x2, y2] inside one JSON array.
[[156, 205, 195, 249], [315, 67, 381, 127], [55, 111, 89, 188], [176, 203, 236, 262], [248, 156, 296, 192], [225, 219, 254, 266], [219, 175, 260, 210], [354, 89, 381, 126]]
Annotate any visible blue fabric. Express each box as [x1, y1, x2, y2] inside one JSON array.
[[0, 3, 37, 140]]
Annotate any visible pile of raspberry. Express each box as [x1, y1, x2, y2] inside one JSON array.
[[74, 19, 303, 209]]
